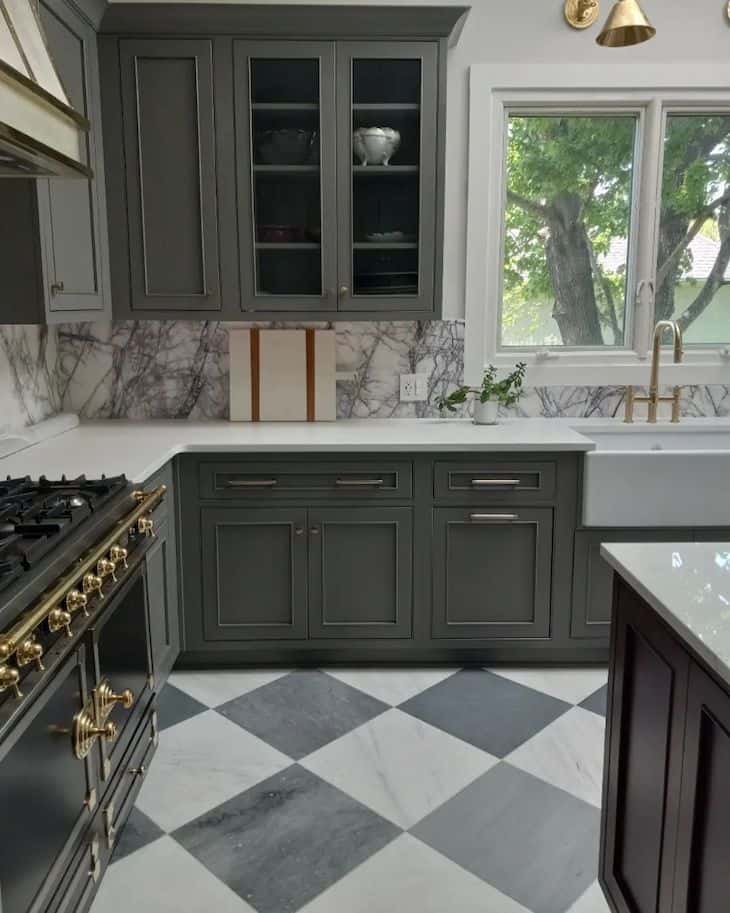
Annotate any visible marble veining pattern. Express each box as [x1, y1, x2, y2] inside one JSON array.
[[2, 319, 729, 430]]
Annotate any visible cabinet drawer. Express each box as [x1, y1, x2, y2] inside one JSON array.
[[199, 461, 413, 499], [45, 835, 102, 913], [101, 708, 158, 853], [434, 461, 556, 502]]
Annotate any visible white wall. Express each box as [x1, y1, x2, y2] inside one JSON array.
[[113, 0, 730, 318]]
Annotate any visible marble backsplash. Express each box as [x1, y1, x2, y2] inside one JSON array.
[[2, 320, 729, 430]]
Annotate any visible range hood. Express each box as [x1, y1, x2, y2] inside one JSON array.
[[0, 0, 89, 177]]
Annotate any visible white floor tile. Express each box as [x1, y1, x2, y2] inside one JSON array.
[[301, 708, 497, 828], [487, 666, 608, 705], [169, 669, 290, 707], [90, 837, 256, 913], [566, 880, 612, 913], [323, 667, 459, 706], [506, 706, 606, 807], [298, 833, 531, 913], [135, 711, 291, 831]]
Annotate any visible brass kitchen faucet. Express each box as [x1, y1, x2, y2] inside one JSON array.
[[624, 320, 684, 424]]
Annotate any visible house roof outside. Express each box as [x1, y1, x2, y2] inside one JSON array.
[[602, 234, 730, 282]]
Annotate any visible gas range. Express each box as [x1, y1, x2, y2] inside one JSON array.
[[0, 475, 129, 595]]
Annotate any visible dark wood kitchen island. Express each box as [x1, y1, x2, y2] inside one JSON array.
[[599, 541, 730, 913]]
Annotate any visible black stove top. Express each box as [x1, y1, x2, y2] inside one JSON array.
[[0, 475, 128, 594]]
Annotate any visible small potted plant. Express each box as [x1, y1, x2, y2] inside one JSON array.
[[437, 362, 527, 425]]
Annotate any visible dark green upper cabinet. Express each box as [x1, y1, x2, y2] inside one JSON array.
[[0, 0, 111, 325], [98, 4, 467, 320], [102, 38, 223, 316]]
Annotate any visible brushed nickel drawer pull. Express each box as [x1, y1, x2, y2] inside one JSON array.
[[335, 478, 385, 487], [470, 479, 521, 487], [225, 479, 278, 488], [469, 513, 519, 523]]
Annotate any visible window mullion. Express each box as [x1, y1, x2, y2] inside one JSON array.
[[630, 97, 665, 360]]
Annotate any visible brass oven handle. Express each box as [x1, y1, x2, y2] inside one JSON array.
[[335, 479, 385, 487], [95, 680, 135, 722], [470, 479, 521, 487], [73, 706, 118, 760], [469, 513, 520, 523], [225, 479, 278, 488]]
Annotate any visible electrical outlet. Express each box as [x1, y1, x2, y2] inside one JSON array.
[[400, 373, 428, 402]]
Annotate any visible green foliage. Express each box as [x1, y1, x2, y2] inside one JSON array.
[[438, 363, 527, 413], [503, 113, 730, 345]]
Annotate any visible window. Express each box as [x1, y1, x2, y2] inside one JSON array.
[[465, 65, 730, 385]]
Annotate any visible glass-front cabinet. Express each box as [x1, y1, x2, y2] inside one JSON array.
[[234, 40, 439, 315]]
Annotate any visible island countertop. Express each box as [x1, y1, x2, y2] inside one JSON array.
[[0, 417, 595, 484], [602, 541, 730, 687]]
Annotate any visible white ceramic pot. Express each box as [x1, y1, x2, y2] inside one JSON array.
[[473, 398, 499, 425], [352, 127, 401, 166]]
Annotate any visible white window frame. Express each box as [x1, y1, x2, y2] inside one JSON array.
[[464, 64, 730, 386]]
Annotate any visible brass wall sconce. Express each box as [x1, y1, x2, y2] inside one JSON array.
[[565, 0, 656, 46], [564, 0, 600, 29], [596, 0, 656, 47]]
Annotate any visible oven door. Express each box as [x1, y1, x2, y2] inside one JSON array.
[[88, 563, 153, 783], [0, 647, 96, 913]]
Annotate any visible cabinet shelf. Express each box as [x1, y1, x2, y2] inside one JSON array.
[[352, 103, 420, 112], [353, 242, 418, 250], [251, 103, 319, 111], [253, 164, 320, 174], [256, 242, 321, 250], [352, 165, 419, 175]]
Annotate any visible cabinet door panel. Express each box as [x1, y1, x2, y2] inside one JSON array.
[[572, 529, 690, 640], [308, 507, 413, 638], [672, 663, 730, 913], [120, 39, 221, 311], [234, 41, 337, 312], [146, 514, 180, 685], [601, 581, 689, 913], [38, 0, 110, 320], [432, 507, 552, 639], [201, 507, 307, 640], [336, 42, 438, 313]]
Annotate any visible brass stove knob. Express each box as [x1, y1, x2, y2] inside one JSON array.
[[49, 608, 73, 638], [97, 558, 117, 582], [82, 574, 104, 601], [137, 517, 155, 538], [109, 544, 128, 569], [16, 638, 45, 672], [67, 589, 90, 616], [0, 664, 23, 699]]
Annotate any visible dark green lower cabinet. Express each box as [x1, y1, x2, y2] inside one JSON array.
[[308, 507, 413, 639], [201, 507, 308, 641], [432, 507, 553, 639], [146, 514, 181, 684]]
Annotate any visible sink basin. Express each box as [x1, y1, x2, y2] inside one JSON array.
[[581, 423, 730, 527]]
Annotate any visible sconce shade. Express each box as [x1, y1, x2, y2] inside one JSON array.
[[596, 0, 656, 47]]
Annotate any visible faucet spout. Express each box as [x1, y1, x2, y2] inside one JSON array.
[[624, 320, 683, 424]]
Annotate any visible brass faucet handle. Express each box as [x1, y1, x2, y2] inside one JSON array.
[[0, 664, 23, 698], [671, 385, 682, 424], [137, 517, 155, 538], [97, 557, 117, 582], [82, 573, 104, 601], [67, 589, 90, 616], [49, 608, 73, 638], [16, 638, 45, 672], [109, 545, 128, 569], [623, 385, 635, 424]]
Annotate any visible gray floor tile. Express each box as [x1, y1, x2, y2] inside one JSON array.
[[580, 685, 608, 718], [173, 764, 400, 913], [111, 807, 165, 863], [217, 670, 388, 759], [412, 762, 601, 913], [400, 669, 572, 757], [156, 683, 207, 731]]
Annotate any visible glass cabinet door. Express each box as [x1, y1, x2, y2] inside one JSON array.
[[234, 42, 336, 310], [336, 42, 438, 312]]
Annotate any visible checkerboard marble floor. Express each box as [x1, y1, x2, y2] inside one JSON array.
[[90, 667, 611, 913]]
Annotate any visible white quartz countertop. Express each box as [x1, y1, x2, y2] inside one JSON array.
[[602, 542, 730, 686], [0, 418, 595, 484]]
